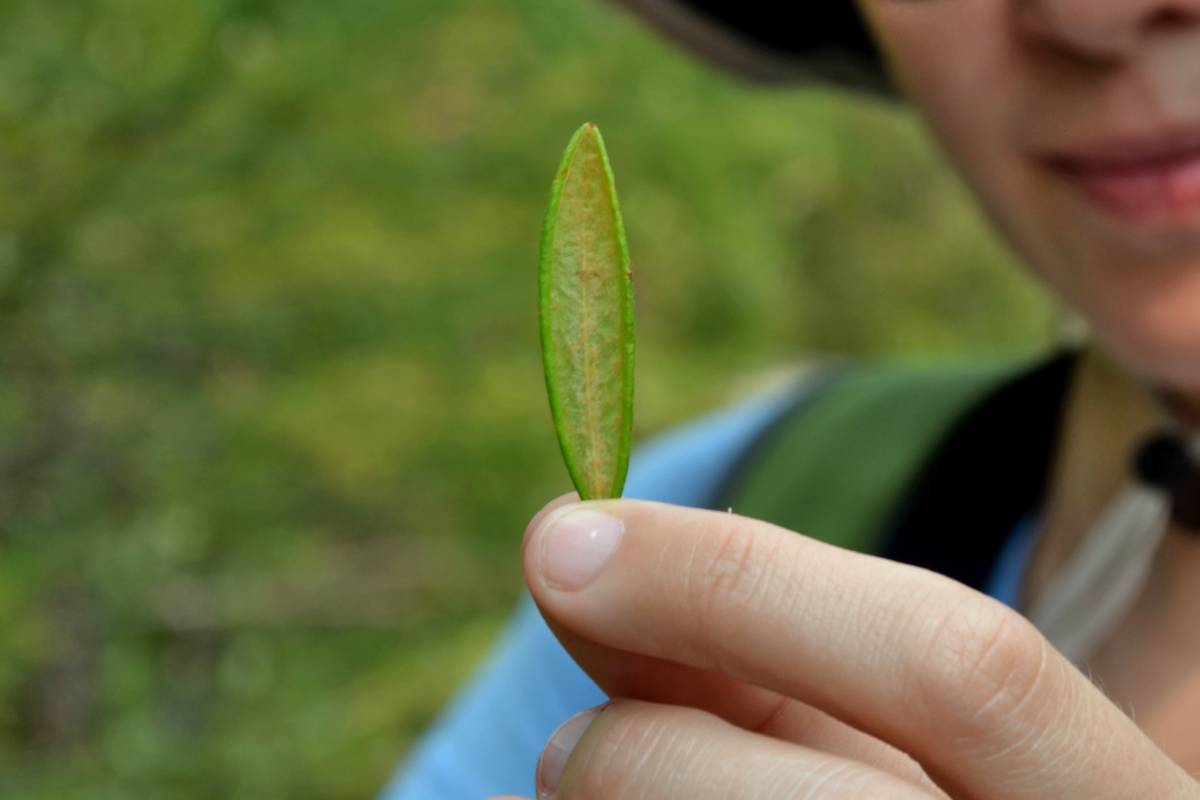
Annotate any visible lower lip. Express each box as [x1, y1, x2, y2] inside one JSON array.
[[1054, 151, 1200, 225]]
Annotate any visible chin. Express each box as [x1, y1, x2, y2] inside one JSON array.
[[1086, 271, 1200, 393], [1015, 205, 1200, 394]]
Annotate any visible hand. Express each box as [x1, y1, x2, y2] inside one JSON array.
[[491, 494, 1198, 799]]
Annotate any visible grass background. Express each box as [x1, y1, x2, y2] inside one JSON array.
[[0, 0, 1053, 796]]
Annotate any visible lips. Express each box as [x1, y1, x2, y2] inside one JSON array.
[[1044, 129, 1200, 224]]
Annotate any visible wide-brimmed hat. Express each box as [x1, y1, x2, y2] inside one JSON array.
[[610, 1, 892, 93]]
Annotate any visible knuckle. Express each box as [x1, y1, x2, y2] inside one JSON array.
[[566, 701, 697, 800], [764, 758, 933, 800], [802, 760, 885, 799], [911, 593, 1049, 736], [832, 770, 937, 800], [683, 518, 776, 644], [798, 759, 860, 797]]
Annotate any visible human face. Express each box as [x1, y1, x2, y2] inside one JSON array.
[[858, 0, 1200, 393]]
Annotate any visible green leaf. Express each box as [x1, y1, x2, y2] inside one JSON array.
[[539, 123, 635, 500]]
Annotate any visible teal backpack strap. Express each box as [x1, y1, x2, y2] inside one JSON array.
[[714, 359, 1029, 554]]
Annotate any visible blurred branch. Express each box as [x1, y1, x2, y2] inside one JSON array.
[[21, 584, 101, 754], [146, 538, 519, 633]]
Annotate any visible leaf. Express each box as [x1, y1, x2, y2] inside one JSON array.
[[539, 123, 635, 500]]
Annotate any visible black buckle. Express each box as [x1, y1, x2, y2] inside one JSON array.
[[1135, 433, 1200, 531]]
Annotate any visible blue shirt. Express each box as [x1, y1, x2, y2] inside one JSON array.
[[382, 386, 1034, 800]]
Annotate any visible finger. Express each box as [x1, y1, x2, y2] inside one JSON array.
[[526, 498, 943, 793], [539, 615, 946, 796], [541, 699, 938, 800], [522, 491, 579, 549], [524, 499, 1196, 800]]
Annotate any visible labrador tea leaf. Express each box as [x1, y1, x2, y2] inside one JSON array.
[[539, 123, 635, 500]]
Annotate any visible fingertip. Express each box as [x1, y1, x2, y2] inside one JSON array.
[[536, 705, 606, 798], [523, 492, 581, 554]]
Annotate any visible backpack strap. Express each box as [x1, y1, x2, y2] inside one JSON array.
[[877, 351, 1077, 589], [712, 355, 1071, 564]]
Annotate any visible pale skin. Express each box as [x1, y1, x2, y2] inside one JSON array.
[[493, 1, 1200, 797]]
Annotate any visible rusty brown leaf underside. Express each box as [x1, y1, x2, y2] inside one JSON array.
[[538, 123, 635, 500]]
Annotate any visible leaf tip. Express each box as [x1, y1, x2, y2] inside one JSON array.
[[575, 121, 603, 149]]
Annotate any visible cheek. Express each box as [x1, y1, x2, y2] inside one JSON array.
[[862, 2, 1038, 262], [863, 1, 1015, 161]]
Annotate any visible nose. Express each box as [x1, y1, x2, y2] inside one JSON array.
[[1018, 0, 1200, 63]]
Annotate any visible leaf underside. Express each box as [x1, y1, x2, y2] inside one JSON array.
[[539, 123, 635, 500]]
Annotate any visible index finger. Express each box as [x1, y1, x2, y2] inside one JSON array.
[[523, 499, 1195, 800]]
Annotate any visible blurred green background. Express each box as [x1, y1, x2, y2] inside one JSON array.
[[0, 0, 1054, 796]]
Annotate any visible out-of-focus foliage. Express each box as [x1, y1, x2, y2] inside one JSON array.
[[0, 0, 1051, 796]]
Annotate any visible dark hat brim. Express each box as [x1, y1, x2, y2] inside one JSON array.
[[609, 0, 893, 94]]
